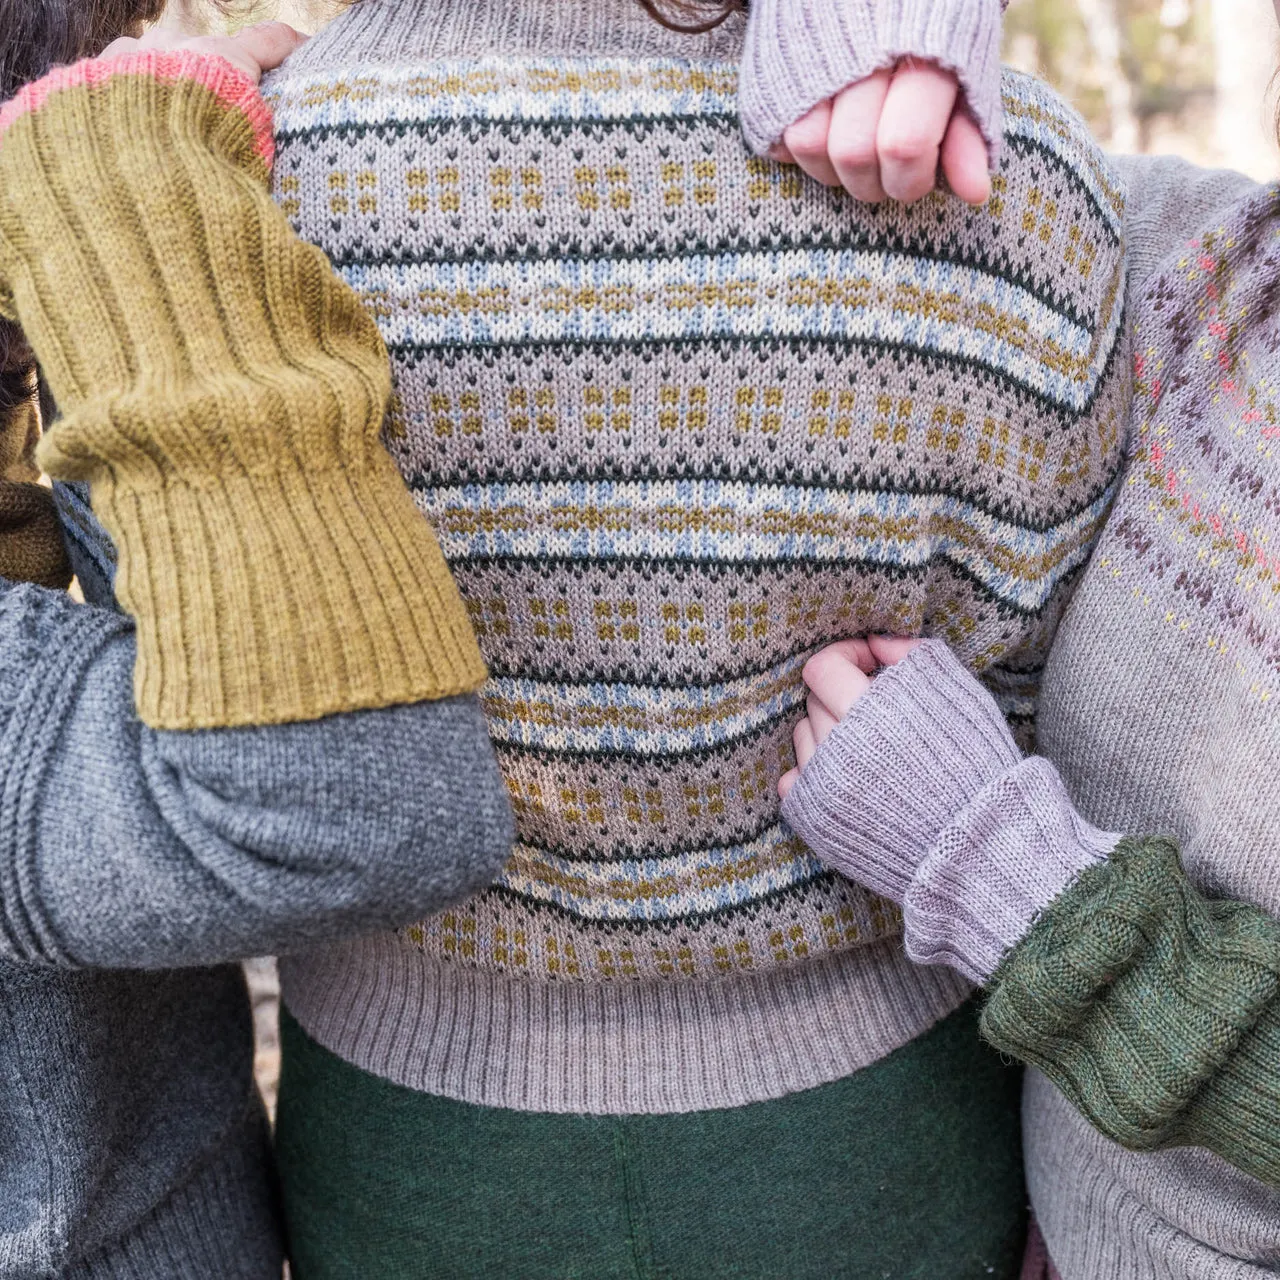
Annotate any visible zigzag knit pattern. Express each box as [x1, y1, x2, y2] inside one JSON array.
[[258, 60, 1129, 986]]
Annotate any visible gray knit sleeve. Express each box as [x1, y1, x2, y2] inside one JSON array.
[[1112, 154, 1260, 295], [0, 580, 514, 969]]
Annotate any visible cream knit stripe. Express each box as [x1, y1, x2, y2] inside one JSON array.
[[0, 61, 486, 727]]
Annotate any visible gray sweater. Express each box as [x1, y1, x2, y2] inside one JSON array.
[[0, 575, 513, 1278]]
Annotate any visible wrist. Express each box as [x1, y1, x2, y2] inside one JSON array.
[[781, 639, 1021, 902], [903, 757, 1120, 984]]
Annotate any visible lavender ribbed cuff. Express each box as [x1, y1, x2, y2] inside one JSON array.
[[738, 0, 1007, 164], [904, 757, 1119, 983], [781, 639, 1020, 903], [782, 640, 1119, 986]]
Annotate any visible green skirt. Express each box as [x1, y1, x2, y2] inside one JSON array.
[[276, 999, 1025, 1280]]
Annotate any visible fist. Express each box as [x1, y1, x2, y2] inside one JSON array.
[[769, 61, 991, 206], [779, 634, 923, 800]]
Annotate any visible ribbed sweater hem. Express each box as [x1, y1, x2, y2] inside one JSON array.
[[279, 934, 971, 1114]]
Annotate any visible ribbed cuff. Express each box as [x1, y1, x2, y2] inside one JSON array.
[[781, 639, 1021, 904], [904, 757, 1119, 984], [982, 838, 1280, 1185], [738, 0, 1006, 163], [96, 455, 486, 730]]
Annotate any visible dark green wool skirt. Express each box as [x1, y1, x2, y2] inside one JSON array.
[[276, 1000, 1025, 1279]]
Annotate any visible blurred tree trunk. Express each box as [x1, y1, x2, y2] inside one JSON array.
[[1212, 0, 1279, 174], [1077, 0, 1141, 149]]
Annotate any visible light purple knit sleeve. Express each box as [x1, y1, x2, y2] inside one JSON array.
[[738, 0, 1008, 162], [780, 640, 1120, 984]]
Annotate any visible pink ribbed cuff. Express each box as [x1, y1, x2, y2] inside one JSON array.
[[0, 51, 274, 169]]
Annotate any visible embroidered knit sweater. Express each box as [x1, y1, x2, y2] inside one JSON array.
[[780, 153, 1280, 1280], [248, 0, 1131, 1114]]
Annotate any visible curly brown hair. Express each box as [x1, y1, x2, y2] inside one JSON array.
[[639, 0, 745, 33]]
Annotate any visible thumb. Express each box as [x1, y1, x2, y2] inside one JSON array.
[[229, 21, 306, 77]]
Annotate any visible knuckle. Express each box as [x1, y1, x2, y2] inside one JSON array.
[[783, 122, 828, 158], [828, 136, 877, 172], [878, 131, 933, 165]]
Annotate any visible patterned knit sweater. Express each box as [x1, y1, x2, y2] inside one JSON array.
[[786, 154, 1280, 1279], [253, 0, 1130, 1114]]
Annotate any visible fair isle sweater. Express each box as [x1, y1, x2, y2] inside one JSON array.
[[260, 0, 1130, 1114]]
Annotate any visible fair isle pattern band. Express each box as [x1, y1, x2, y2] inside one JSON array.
[[418, 480, 1118, 614], [263, 59, 1128, 986]]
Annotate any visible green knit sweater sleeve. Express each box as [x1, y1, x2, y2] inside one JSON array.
[[981, 836, 1280, 1188]]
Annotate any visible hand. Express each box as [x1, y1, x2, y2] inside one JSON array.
[[779, 634, 922, 800], [100, 20, 306, 85], [769, 61, 991, 206]]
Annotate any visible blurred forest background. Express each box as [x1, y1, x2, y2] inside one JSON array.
[[156, 0, 1279, 1115]]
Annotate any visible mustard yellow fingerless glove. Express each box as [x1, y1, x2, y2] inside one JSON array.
[[0, 53, 485, 728]]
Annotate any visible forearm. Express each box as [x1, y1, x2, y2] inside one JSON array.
[[0, 54, 515, 967], [739, 0, 1008, 159], [983, 838, 1280, 1189], [0, 51, 484, 730], [0, 580, 513, 969], [782, 640, 1280, 1187]]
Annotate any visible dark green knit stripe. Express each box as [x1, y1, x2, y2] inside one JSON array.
[[981, 836, 1280, 1187]]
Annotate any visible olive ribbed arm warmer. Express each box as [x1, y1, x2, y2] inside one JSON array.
[[0, 53, 485, 729], [984, 839, 1280, 1190]]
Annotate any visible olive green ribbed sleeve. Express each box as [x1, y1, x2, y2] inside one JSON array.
[[0, 52, 486, 728], [982, 837, 1280, 1188]]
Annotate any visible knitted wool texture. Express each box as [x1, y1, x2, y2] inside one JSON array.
[[0, 394, 70, 589], [1013, 160, 1280, 1279], [245, 0, 1131, 1114], [781, 639, 1119, 984], [984, 837, 1280, 1191], [0, 52, 486, 729], [739, 0, 1008, 161]]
